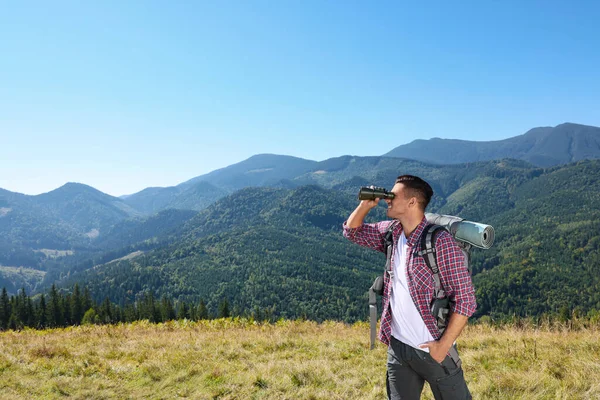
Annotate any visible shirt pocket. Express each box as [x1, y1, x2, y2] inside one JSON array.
[[411, 258, 435, 295]]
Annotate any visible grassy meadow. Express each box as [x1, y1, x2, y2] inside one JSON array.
[[0, 319, 599, 399]]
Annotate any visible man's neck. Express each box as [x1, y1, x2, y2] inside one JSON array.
[[398, 213, 424, 239]]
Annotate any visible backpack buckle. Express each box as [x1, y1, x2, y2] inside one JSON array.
[[417, 248, 435, 257]]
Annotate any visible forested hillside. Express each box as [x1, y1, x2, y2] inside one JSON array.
[[3, 147, 600, 323], [0, 183, 140, 268], [53, 160, 600, 322], [471, 160, 600, 318], [59, 186, 388, 321]]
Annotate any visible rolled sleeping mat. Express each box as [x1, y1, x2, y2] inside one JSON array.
[[425, 213, 495, 249]]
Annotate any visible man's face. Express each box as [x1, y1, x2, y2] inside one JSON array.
[[385, 183, 413, 219]]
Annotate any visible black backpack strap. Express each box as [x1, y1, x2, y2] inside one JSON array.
[[417, 224, 448, 299], [418, 223, 465, 368], [383, 220, 398, 276]]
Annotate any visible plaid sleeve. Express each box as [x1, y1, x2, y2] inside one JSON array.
[[435, 231, 477, 317], [342, 220, 394, 254]]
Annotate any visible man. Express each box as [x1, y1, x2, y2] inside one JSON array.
[[343, 175, 476, 400]]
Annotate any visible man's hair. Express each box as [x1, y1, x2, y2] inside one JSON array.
[[395, 175, 433, 211]]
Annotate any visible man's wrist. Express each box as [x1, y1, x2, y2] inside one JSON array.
[[438, 336, 454, 352], [358, 201, 375, 211]]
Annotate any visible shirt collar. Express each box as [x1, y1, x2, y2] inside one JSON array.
[[394, 216, 428, 247]]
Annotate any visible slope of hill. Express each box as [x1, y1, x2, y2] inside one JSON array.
[[0, 190, 199, 294], [122, 181, 228, 214], [93, 209, 199, 251], [35, 208, 200, 289], [34, 183, 141, 230], [383, 123, 600, 167], [0, 183, 142, 269], [4, 132, 600, 322], [471, 160, 600, 318], [0, 155, 534, 273], [5, 122, 595, 272], [0, 266, 45, 294], [60, 186, 387, 321], [293, 156, 538, 214], [121, 154, 318, 215], [57, 160, 600, 321], [119, 186, 182, 214], [181, 153, 318, 191], [118, 122, 599, 216]]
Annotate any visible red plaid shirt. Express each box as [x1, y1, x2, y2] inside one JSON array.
[[343, 216, 476, 346]]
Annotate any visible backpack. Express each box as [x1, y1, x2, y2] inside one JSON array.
[[368, 216, 485, 367]]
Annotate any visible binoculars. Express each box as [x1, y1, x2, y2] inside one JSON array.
[[358, 186, 395, 201]]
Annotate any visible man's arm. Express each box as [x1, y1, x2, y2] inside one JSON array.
[[420, 313, 468, 363], [343, 199, 393, 253], [436, 232, 477, 318], [346, 199, 378, 228], [420, 232, 476, 362]]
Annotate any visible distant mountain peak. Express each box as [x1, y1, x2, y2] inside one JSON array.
[[247, 153, 315, 162], [179, 153, 319, 191], [383, 122, 600, 167], [37, 182, 115, 199], [557, 122, 593, 128], [56, 182, 100, 191]]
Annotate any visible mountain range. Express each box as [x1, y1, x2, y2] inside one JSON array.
[[384, 123, 600, 167], [1, 122, 599, 321], [56, 159, 600, 321]]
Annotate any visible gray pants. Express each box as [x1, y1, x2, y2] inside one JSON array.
[[387, 336, 471, 400]]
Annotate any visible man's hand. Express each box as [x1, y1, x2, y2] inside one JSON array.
[[420, 314, 469, 364], [346, 199, 380, 229], [360, 198, 380, 209], [419, 340, 451, 363]]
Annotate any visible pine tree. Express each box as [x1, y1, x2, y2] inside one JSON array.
[[113, 305, 123, 323], [26, 296, 35, 327], [189, 302, 197, 321], [10, 291, 24, 330], [99, 297, 112, 324], [160, 295, 176, 322], [124, 303, 137, 322], [152, 298, 162, 323], [177, 302, 189, 320], [0, 288, 10, 329], [83, 286, 93, 313], [47, 284, 63, 328], [139, 292, 161, 323], [37, 294, 47, 329], [17, 287, 28, 328], [197, 299, 209, 320], [71, 284, 83, 325], [140, 292, 154, 321], [62, 294, 72, 326], [218, 299, 230, 318], [252, 305, 263, 322], [8, 311, 18, 330]]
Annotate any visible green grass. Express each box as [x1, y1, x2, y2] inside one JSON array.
[[0, 319, 599, 399]]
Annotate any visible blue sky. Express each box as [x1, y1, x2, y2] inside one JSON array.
[[1, 1, 599, 196]]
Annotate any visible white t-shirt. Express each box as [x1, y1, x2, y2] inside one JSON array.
[[390, 233, 435, 351]]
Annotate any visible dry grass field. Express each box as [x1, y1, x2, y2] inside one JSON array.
[[0, 319, 599, 399]]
